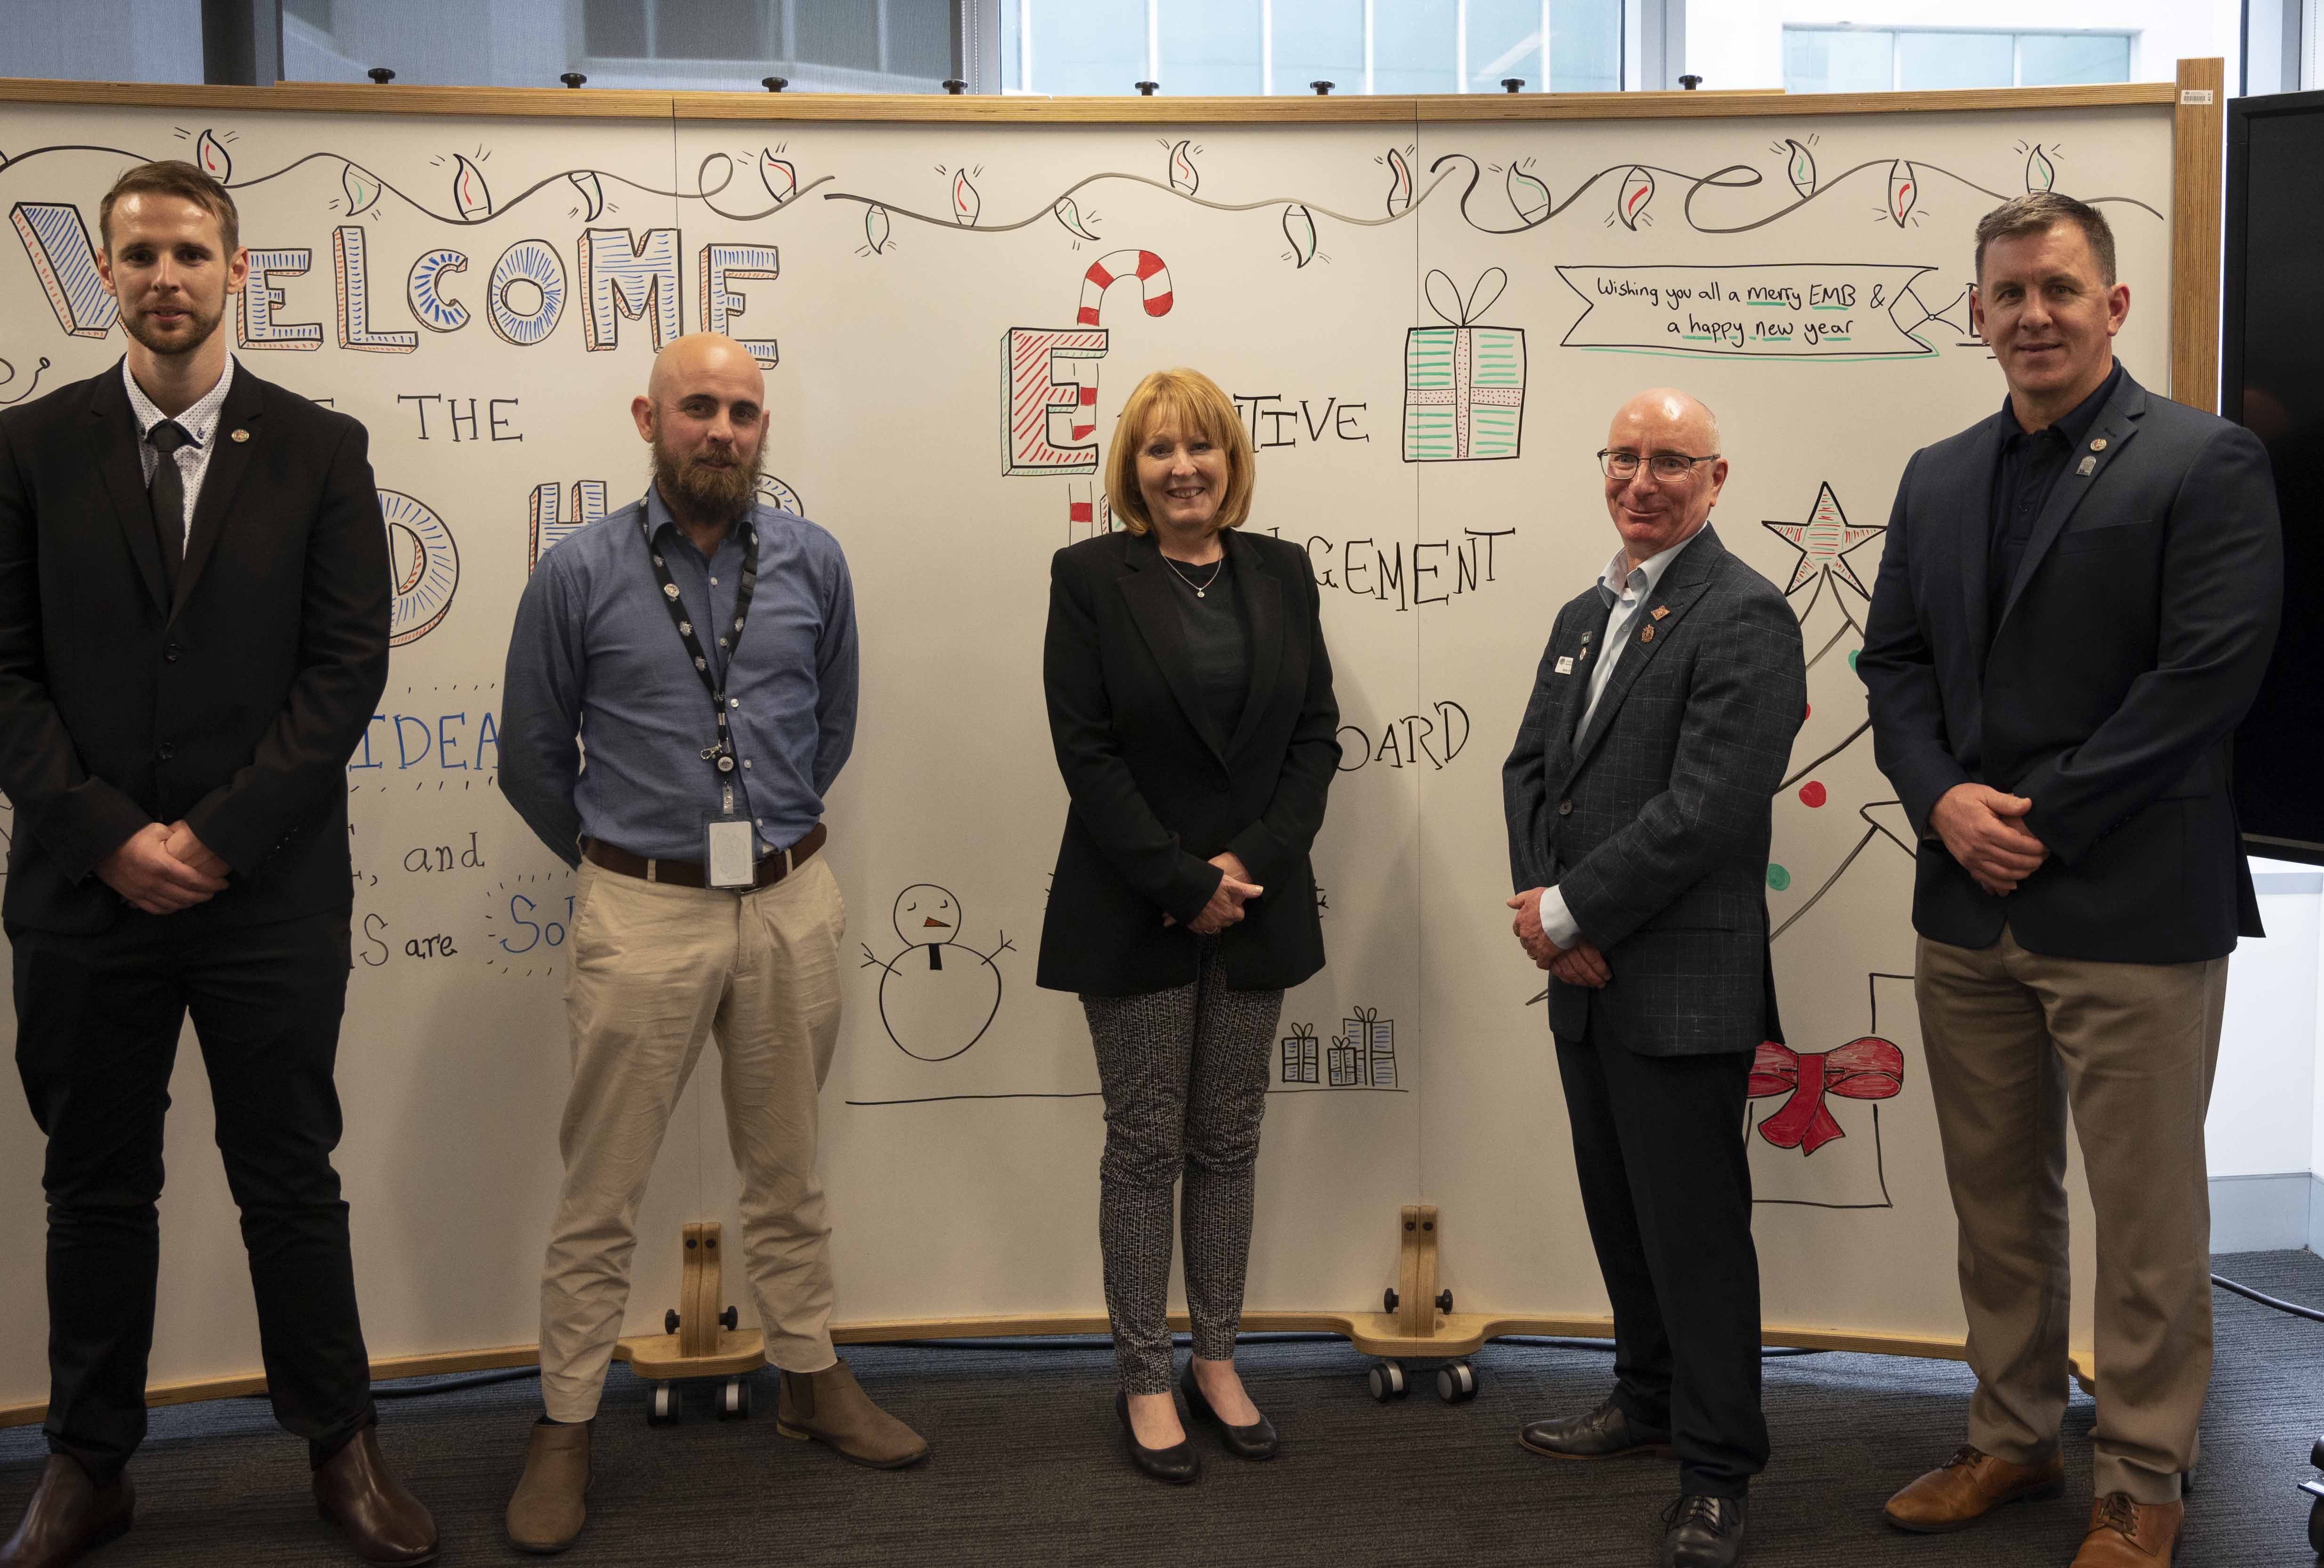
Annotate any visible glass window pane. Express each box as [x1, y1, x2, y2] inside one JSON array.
[[658, 0, 768, 62], [1375, 0, 1457, 95], [884, 0, 954, 81], [1467, 0, 1541, 93], [1549, 0, 1622, 93], [1896, 31, 2013, 90], [1783, 29, 1892, 94], [1160, 0, 1261, 95], [1030, 0, 1145, 94], [1002, 0, 1021, 90], [1269, 0, 1362, 97], [583, 0, 647, 58], [2019, 32, 2130, 87], [8, 0, 204, 84]]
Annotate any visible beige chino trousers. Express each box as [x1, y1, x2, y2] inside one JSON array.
[[538, 856, 847, 1422], [1915, 926, 2228, 1504]]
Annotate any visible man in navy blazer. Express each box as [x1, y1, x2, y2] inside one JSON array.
[[1503, 389, 1805, 1568], [1861, 193, 2280, 1568]]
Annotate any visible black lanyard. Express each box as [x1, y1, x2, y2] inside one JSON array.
[[638, 497, 759, 802]]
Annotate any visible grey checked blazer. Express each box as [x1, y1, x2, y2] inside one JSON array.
[[1501, 524, 1807, 1057]]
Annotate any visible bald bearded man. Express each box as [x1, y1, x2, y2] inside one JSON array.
[[1502, 391, 1804, 1568], [498, 335, 923, 1553]]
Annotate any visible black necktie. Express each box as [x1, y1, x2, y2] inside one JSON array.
[[146, 419, 189, 590]]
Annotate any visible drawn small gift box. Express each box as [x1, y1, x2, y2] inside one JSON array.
[[1326, 1035, 1363, 1087], [1342, 1006, 1396, 1088], [1280, 1022, 1321, 1085], [1403, 268, 1526, 463]]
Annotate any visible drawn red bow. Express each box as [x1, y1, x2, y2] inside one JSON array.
[[1747, 1037, 1904, 1154]]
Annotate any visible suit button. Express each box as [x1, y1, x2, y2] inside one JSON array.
[[158, 742, 176, 761], [164, 643, 181, 662], [1557, 799, 1574, 816]]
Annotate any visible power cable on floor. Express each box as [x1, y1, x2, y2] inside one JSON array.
[[2212, 1272, 2324, 1323]]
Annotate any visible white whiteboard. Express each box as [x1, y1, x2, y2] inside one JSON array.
[[0, 87, 2177, 1409]]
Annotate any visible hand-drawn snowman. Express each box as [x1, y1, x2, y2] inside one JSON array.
[[859, 883, 1015, 1062]]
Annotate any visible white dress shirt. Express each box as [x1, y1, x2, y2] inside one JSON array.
[[1538, 527, 1703, 949], [123, 356, 235, 549]]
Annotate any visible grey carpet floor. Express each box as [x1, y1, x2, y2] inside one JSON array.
[[6, 1249, 2323, 1566]]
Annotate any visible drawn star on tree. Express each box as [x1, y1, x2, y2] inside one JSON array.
[[1764, 481, 1885, 599]]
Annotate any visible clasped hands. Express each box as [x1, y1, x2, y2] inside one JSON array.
[[1929, 783, 2048, 897], [1507, 888, 1611, 990], [96, 820, 230, 915], [1163, 852, 1263, 936]]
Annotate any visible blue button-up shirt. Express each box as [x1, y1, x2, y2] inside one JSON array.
[[500, 489, 858, 866]]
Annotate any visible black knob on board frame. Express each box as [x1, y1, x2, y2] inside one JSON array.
[[560, 72, 587, 88], [1678, 73, 1703, 89], [1310, 80, 1334, 96], [762, 76, 789, 92], [1501, 77, 1524, 93], [1135, 80, 1159, 96], [366, 67, 395, 84], [942, 78, 967, 95]]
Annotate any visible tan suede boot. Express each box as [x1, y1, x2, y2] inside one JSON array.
[[776, 1359, 928, 1468], [504, 1419, 592, 1555], [2070, 1494, 2182, 1567]]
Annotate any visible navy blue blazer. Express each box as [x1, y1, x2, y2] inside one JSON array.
[[1858, 367, 2282, 963]]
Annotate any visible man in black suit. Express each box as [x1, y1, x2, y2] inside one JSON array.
[[0, 161, 435, 1567], [1503, 389, 1805, 1568], [1860, 193, 2279, 1568]]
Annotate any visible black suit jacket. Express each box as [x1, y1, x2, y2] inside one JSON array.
[[1037, 527, 1339, 997], [1859, 367, 2282, 963], [1502, 526, 1806, 1056], [0, 361, 390, 934]]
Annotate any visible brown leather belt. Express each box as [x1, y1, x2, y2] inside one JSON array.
[[581, 822, 826, 891]]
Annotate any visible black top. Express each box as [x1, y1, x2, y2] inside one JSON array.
[[1988, 360, 2122, 632], [1037, 527, 1340, 996], [1162, 548, 1250, 741]]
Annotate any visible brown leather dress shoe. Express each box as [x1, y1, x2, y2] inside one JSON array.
[[2070, 1493, 2182, 1567], [313, 1428, 439, 1565], [0, 1456, 132, 1568], [1883, 1444, 2066, 1533], [776, 1359, 928, 1468]]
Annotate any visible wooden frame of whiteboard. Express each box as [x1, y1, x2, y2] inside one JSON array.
[[0, 65, 2217, 1427]]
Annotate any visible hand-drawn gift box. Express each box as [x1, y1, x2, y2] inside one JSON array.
[[1403, 268, 1525, 463], [1343, 1007, 1396, 1088], [1280, 1022, 1321, 1085]]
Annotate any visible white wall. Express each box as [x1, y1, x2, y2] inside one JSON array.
[[2209, 872, 2323, 1179], [1681, 0, 2245, 92]]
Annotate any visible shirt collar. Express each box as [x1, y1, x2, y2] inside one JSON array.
[[122, 355, 234, 448], [2000, 359, 2123, 444], [1595, 527, 1701, 608], [643, 483, 758, 559]]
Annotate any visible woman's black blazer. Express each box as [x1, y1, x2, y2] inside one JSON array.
[[1037, 527, 1339, 997]]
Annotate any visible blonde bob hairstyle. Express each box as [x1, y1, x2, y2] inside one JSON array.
[[1104, 367, 1256, 537]]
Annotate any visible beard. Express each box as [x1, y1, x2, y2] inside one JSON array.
[[121, 292, 226, 359], [651, 431, 761, 525]]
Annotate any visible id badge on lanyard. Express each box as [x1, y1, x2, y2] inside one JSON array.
[[640, 497, 762, 890]]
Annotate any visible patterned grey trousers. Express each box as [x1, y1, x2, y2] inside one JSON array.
[[1082, 940, 1284, 1393]]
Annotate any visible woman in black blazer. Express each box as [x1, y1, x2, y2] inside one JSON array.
[[1038, 368, 1339, 1482]]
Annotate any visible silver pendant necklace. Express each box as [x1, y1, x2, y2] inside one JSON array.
[[1162, 554, 1224, 598]]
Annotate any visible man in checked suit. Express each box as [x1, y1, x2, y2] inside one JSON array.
[[1861, 193, 2279, 1568], [1503, 389, 1805, 1568], [0, 162, 434, 1565]]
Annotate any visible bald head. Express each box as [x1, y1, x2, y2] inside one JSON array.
[[646, 331, 767, 410], [633, 333, 770, 530], [1602, 387, 1727, 567]]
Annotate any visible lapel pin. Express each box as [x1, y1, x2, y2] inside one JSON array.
[[1555, 656, 1574, 675], [2076, 455, 2097, 477], [2089, 437, 2106, 451], [230, 428, 249, 442], [1650, 604, 1670, 620], [1640, 626, 1655, 643]]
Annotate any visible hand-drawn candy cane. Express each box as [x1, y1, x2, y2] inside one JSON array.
[[1001, 250, 1175, 475]]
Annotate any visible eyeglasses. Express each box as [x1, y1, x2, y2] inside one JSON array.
[[1598, 450, 1720, 481]]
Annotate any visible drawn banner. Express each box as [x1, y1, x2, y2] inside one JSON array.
[[1557, 263, 1938, 359]]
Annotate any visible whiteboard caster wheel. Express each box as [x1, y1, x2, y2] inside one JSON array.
[[1436, 1360, 1478, 1403], [647, 1381, 678, 1426], [718, 1376, 752, 1420], [1367, 1359, 1407, 1402]]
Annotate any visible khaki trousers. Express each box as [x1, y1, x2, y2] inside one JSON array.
[[538, 856, 847, 1422], [1915, 927, 2228, 1504]]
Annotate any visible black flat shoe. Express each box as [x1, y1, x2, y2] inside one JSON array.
[[1660, 1493, 1747, 1568], [1115, 1390, 1200, 1484], [1180, 1360, 1279, 1460], [1519, 1397, 1674, 1460]]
